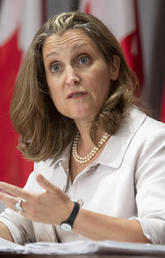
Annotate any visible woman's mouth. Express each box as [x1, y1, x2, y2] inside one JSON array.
[[67, 91, 88, 99]]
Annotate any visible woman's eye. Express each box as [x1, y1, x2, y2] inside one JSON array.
[[50, 63, 61, 72], [79, 56, 89, 65]]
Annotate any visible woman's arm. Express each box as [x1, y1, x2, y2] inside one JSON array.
[[0, 174, 157, 244], [0, 221, 13, 242], [74, 209, 150, 243]]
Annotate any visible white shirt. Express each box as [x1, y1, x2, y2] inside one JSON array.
[[0, 107, 165, 244]]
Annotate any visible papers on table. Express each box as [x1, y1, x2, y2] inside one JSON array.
[[0, 237, 165, 255], [0, 237, 23, 253]]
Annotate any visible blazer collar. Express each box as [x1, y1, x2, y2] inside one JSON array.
[[52, 108, 147, 170], [53, 143, 71, 169], [97, 107, 147, 168]]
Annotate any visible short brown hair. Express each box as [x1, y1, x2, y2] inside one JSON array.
[[10, 11, 137, 161]]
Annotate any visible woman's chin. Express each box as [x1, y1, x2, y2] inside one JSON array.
[[72, 113, 96, 124], [63, 108, 97, 123]]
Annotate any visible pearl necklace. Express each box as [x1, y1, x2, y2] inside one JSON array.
[[72, 132, 110, 164]]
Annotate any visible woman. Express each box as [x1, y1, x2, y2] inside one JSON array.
[[0, 11, 165, 245]]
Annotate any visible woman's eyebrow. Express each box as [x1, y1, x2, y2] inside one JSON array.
[[44, 51, 59, 60], [71, 43, 90, 52]]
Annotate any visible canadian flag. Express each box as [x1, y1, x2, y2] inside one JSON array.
[[0, 0, 42, 186], [79, 0, 144, 92]]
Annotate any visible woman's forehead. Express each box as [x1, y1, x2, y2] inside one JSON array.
[[42, 29, 97, 56]]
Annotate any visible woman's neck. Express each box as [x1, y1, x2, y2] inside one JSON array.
[[70, 126, 110, 182]]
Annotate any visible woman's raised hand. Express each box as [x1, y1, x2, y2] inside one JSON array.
[[0, 174, 74, 225]]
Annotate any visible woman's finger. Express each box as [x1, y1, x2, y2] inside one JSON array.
[[36, 174, 59, 193], [0, 182, 31, 201], [0, 191, 16, 207], [0, 191, 24, 213]]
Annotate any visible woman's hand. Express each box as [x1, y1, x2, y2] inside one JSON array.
[[0, 175, 150, 243], [0, 174, 74, 225]]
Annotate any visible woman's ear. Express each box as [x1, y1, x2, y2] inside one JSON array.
[[109, 55, 120, 81]]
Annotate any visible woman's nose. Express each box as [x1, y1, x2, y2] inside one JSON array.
[[65, 67, 80, 86]]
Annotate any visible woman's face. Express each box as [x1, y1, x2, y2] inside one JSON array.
[[42, 29, 119, 124]]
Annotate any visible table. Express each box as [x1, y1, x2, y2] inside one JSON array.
[[0, 254, 164, 258]]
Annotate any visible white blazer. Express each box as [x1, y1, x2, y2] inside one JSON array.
[[0, 107, 165, 244]]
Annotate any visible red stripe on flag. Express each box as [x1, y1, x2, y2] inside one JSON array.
[[0, 29, 33, 186], [84, 1, 91, 14], [121, 0, 143, 90], [121, 31, 143, 86]]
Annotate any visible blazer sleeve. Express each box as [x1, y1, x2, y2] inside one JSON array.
[[0, 166, 39, 244], [133, 124, 165, 244]]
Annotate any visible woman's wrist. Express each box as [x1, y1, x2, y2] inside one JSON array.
[[60, 202, 80, 232]]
